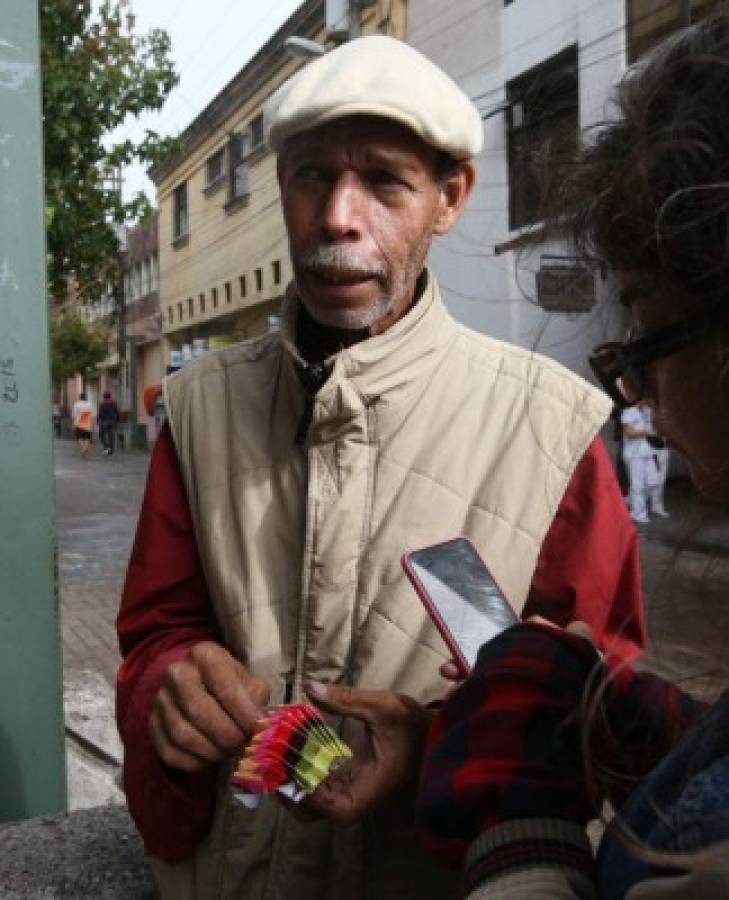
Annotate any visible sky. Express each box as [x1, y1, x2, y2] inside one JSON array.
[[108, 0, 305, 202]]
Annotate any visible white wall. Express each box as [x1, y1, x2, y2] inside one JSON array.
[[408, 0, 629, 380]]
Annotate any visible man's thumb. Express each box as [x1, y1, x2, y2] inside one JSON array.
[[304, 680, 375, 723]]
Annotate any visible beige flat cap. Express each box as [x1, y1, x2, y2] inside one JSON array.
[[265, 35, 483, 160]]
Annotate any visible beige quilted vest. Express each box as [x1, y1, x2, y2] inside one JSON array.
[[158, 272, 611, 900]]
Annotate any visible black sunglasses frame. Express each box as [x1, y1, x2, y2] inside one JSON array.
[[589, 312, 718, 407]]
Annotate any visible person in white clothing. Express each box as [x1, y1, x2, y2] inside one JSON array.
[[621, 402, 670, 522], [71, 392, 95, 460]]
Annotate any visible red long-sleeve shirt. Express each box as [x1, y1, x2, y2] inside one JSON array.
[[116, 424, 645, 863]]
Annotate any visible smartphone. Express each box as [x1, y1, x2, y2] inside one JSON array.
[[401, 536, 518, 676]]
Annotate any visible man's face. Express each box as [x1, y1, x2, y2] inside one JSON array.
[[278, 116, 470, 333]]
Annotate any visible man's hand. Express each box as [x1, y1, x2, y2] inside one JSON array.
[[149, 641, 270, 772], [301, 681, 431, 826]]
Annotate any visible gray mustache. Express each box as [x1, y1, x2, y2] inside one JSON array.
[[299, 246, 386, 280]]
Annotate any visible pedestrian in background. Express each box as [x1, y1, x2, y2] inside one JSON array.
[[71, 392, 94, 460], [621, 401, 670, 523], [98, 391, 120, 456]]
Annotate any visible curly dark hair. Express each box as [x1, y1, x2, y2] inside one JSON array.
[[550, 12, 729, 313]]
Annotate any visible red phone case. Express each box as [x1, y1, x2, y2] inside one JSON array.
[[401, 536, 512, 677]]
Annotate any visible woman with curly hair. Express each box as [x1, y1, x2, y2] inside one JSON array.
[[417, 14, 729, 899]]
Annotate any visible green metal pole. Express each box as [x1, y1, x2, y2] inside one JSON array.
[[0, 3, 67, 818]]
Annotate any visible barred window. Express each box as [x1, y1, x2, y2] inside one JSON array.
[[507, 46, 578, 231]]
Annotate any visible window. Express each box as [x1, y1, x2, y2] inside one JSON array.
[[507, 46, 578, 231], [227, 132, 250, 204], [151, 253, 159, 291], [249, 113, 264, 150], [626, 0, 720, 62], [167, 306, 173, 325], [177, 301, 183, 322], [239, 275, 247, 298], [255, 268, 263, 292], [272, 260, 281, 286], [225, 281, 232, 304], [188, 296, 194, 318], [173, 182, 189, 240], [205, 148, 225, 186], [212, 286, 218, 308], [143, 258, 152, 295], [199, 291, 206, 314]]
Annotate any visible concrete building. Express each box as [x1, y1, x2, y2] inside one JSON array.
[[408, 0, 719, 379], [149, 0, 407, 366]]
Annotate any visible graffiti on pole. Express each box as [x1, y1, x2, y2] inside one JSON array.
[[0, 355, 20, 446], [1, 357, 18, 403]]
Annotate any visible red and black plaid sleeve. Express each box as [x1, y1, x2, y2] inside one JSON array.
[[415, 622, 703, 881], [416, 623, 602, 867]]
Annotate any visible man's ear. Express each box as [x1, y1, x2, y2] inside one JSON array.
[[433, 161, 476, 235]]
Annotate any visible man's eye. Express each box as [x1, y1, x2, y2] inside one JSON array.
[[295, 165, 325, 181], [369, 170, 404, 188]]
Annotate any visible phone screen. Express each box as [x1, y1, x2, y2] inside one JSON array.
[[406, 538, 518, 669]]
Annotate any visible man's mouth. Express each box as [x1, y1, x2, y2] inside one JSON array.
[[308, 267, 377, 286]]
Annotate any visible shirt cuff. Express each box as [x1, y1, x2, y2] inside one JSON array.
[[119, 643, 218, 863], [464, 818, 595, 893]]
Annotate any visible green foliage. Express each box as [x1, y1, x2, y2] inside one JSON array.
[[50, 314, 109, 383], [40, 0, 178, 303]]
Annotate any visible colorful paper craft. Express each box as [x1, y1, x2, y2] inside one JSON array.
[[231, 702, 352, 803]]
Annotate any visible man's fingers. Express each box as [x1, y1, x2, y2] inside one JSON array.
[[525, 615, 596, 645], [306, 764, 364, 826], [163, 657, 248, 753], [565, 621, 595, 643], [149, 702, 218, 772], [240, 671, 272, 710], [304, 681, 382, 724], [525, 614, 559, 628], [155, 670, 246, 759], [188, 642, 270, 736], [439, 660, 463, 682]]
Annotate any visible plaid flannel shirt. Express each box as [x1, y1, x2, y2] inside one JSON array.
[[416, 624, 702, 891]]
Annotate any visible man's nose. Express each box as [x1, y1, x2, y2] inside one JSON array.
[[320, 174, 364, 241]]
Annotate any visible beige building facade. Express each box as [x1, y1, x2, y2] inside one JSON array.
[[149, 0, 407, 359]]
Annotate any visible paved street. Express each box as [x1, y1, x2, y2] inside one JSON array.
[[56, 438, 148, 687]]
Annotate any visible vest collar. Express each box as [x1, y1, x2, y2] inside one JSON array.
[[280, 269, 458, 410]]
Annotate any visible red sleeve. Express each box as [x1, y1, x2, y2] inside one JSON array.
[[523, 436, 646, 661], [116, 422, 220, 864]]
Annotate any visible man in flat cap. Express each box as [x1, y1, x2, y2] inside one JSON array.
[[117, 36, 644, 899]]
